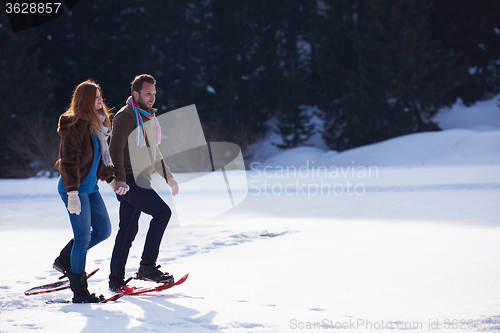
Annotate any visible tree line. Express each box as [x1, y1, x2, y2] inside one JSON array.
[[1, 0, 499, 177]]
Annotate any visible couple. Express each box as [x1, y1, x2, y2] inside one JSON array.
[[54, 74, 180, 303]]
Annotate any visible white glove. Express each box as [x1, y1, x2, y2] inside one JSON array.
[[67, 191, 81, 215], [109, 179, 129, 195]]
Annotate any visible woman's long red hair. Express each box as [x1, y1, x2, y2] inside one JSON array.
[[59, 80, 111, 134]]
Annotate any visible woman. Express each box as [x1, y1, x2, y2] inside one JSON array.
[[53, 80, 127, 303]]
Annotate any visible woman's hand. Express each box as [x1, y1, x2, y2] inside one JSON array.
[[67, 191, 81, 215]]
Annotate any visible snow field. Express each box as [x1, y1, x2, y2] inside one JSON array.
[[0, 94, 499, 332]]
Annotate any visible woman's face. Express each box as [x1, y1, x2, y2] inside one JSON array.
[[94, 88, 103, 110]]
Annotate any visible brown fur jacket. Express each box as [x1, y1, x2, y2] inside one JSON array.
[[54, 114, 114, 192]]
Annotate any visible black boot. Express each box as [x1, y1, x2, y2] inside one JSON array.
[[136, 264, 174, 284], [53, 239, 74, 274], [67, 272, 102, 303]]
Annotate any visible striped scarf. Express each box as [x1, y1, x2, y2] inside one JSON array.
[[127, 96, 162, 147]]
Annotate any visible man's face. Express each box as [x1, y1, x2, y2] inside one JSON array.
[[134, 82, 156, 111]]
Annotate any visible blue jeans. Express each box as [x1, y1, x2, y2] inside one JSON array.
[[59, 190, 111, 274], [109, 174, 172, 285]]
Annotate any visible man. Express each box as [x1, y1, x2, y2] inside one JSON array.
[[108, 74, 179, 291]]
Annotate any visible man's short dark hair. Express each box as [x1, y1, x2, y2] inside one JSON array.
[[131, 74, 156, 95]]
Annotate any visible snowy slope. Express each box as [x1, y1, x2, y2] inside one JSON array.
[[0, 95, 499, 333], [434, 96, 500, 132], [255, 94, 500, 168]]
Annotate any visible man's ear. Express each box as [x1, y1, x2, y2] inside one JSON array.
[[132, 91, 139, 100]]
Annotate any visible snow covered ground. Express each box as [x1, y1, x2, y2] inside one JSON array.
[[0, 95, 499, 332]]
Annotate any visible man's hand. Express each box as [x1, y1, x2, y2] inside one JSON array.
[[109, 179, 130, 195], [168, 178, 179, 196]]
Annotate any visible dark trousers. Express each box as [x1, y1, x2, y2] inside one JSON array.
[[109, 174, 172, 284]]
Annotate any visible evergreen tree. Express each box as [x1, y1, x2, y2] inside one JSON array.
[[0, 20, 58, 177], [314, 0, 359, 150], [199, 1, 278, 135], [432, 0, 500, 104], [242, 1, 285, 135], [191, 0, 283, 153], [155, 1, 208, 113], [84, 0, 167, 109], [37, 0, 102, 112], [201, 0, 248, 129], [274, 0, 317, 148], [330, 0, 462, 150], [4, 0, 498, 175]]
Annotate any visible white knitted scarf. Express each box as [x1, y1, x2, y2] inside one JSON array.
[[95, 111, 113, 167]]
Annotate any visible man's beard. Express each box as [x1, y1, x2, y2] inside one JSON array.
[[137, 98, 153, 112]]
